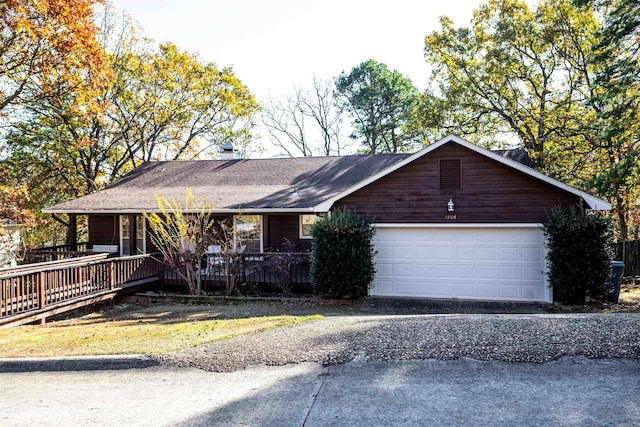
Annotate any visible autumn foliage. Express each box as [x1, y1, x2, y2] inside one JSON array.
[[0, 0, 110, 112]]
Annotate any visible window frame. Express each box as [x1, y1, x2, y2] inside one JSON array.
[[233, 214, 263, 253], [119, 215, 130, 256], [299, 214, 321, 239]]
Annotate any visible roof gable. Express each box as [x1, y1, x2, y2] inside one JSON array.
[[315, 135, 612, 212]]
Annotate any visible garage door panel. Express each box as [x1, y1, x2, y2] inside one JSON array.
[[456, 246, 475, 260], [395, 279, 417, 294], [426, 229, 451, 242], [454, 230, 476, 243], [376, 262, 394, 276], [499, 265, 519, 280], [477, 247, 497, 261], [436, 282, 456, 296], [435, 247, 455, 260], [394, 246, 416, 260], [371, 226, 548, 302], [456, 264, 476, 279], [522, 266, 542, 281], [499, 247, 520, 261], [456, 283, 477, 298], [373, 279, 394, 294], [433, 264, 454, 278], [521, 284, 543, 300], [521, 247, 542, 262], [497, 231, 519, 243], [477, 283, 499, 298], [499, 284, 520, 298], [393, 262, 414, 277], [522, 229, 543, 243], [477, 265, 498, 280], [419, 282, 440, 296], [413, 264, 433, 277]]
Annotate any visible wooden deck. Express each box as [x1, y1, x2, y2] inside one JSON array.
[[0, 254, 162, 328]]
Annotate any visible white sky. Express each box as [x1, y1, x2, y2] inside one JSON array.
[[109, 0, 484, 100]]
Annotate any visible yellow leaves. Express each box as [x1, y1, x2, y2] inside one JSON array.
[[0, 185, 42, 229], [1, 0, 111, 112], [3, 0, 259, 212]]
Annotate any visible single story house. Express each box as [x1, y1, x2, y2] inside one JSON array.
[[43, 135, 612, 303]]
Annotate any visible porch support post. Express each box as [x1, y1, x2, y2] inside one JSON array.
[[68, 214, 78, 251]]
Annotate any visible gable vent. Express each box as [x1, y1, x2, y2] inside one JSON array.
[[440, 159, 461, 190]]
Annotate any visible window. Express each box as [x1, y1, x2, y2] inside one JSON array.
[[120, 216, 130, 256], [120, 215, 146, 256], [440, 159, 461, 190], [135, 216, 145, 254], [234, 215, 262, 252], [299, 214, 321, 239]]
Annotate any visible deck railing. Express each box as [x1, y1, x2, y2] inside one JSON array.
[[23, 250, 89, 264], [1, 254, 162, 319], [163, 252, 312, 292], [22, 241, 90, 264], [33, 242, 89, 253]]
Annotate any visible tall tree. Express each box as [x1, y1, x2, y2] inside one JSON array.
[[303, 77, 346, 155], [581, 0, 640, 239], [3, 6, 259, 198], [0, 0, 109, 114], [262, 77, 345, 157], [262, 91, 313, 157], [423, 0, 599, 172], [335, 59, 420, 154]]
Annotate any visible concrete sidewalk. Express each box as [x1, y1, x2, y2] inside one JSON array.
[[1, 357, 639, 426]]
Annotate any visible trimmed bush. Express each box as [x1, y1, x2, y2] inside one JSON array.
[[310, 209, 376, 298], [543, 205, 614, 304]]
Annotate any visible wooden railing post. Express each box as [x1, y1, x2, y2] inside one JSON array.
[[38, 271, 46, 310], [38, 271, 46, 324], [110, 261, 116, 290]]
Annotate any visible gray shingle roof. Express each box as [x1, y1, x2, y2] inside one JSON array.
[[45, 154, 411, 213]]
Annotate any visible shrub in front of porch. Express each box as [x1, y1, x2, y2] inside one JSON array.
[[310, 209, 376, 298]]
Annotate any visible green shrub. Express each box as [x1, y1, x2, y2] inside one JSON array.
[[310, 209, 376, 298], [543, 205, 614, 304]]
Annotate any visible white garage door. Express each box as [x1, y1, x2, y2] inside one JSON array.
[[371, 226, 550, 303]]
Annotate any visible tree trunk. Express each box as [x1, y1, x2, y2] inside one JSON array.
[[616, 195, 628, 242]]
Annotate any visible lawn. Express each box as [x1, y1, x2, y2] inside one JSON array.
[[0, 302, 323, 357]]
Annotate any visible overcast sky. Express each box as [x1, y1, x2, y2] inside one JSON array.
[[109, 0, 485, 101]]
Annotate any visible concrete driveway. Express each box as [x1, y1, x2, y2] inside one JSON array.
[[2, 357, 639, 426]]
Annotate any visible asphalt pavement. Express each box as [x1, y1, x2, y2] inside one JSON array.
[[2, 357, 639, 427]]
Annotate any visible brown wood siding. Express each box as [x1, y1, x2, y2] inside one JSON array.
[[88, 214, 166, 254], [266, 214, 312, 252], [335, 143, 582, 223], [88, 215, 119, 246], [145, 217, 159, 253]]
